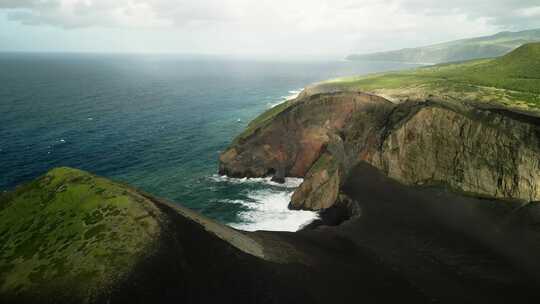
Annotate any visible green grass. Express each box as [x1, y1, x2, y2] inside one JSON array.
[[234, 98, 297, 143], [0, 167, 161, 300], [347, 29, 540, 64], [323, 43, 540, 109], [225, 43, 540, 149]]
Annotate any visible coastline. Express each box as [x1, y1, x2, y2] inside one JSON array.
[[269, 89, 303, 108], [216, 87, 318, 232], [211, 174, 318, 232]]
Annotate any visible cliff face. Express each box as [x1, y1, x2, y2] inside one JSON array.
[[5, 101, 540, 303], [373, 104, 540, 202], [218, 92, 393, 181], [219, 92, 540, 210]]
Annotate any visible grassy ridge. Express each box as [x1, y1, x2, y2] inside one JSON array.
[[227, 43, 540, 148], [0, 168, 161, 300], [324, 43, 540, 108], [347, 29, 540, 64], [234, 98, 297, 143]]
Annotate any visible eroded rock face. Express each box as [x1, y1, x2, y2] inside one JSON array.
[[220, 91, 540, 211], [290, 152, 341, 210], [374, 105, 540, 202], [219, 92, 393, 179]]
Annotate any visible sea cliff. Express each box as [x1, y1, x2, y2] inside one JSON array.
[[220, 43, 540, 211], [3, 43, 540, 304]]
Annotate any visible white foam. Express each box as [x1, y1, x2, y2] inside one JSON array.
[[229, 188, 318, 232], [211, 175, 317, 232], [210, 174, 303, 188], [269, 88, 303, 108], [288, 89, 302, 95]]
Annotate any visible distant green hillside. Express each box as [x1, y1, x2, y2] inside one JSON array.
[[347, 29, 540, 64], [318, 43, 540, 110]]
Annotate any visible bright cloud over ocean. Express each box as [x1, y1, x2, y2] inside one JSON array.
[[1, 0, 540, 56]]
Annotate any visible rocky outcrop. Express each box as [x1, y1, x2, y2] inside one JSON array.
[[289, 152, 341, 210], [372, 103, 540, 202], [219, 91, 540, 210], [218, 92, 393, 181]]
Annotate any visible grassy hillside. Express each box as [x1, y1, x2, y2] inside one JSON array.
[[0, 168, 161, 301], [321, 43, 540, 110], [347, 29, 540, 64]]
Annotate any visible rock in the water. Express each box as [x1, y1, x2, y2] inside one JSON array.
[[220, 43, 540, 210], [220, 93, 540, 210], [289, 152, 340, 210]]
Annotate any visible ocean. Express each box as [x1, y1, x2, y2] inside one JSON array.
[[0, 53, 418, 231]]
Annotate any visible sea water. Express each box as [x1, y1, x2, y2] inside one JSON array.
[[0, 53, 419, 231]]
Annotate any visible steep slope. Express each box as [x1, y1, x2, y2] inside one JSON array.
[[3, 168, 540, 303], [4, 43, 540, 304], [316, 42, 540, 111], [0, 167, 271, 303], [0, 168, 162, 302], [347, 28, 540, 64], [0, 167, 459, 304], [220, 44, 540, 210]]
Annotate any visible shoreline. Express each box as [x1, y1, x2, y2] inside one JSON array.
[[211, 174, 319, 232], [269, 89, 303, 108]]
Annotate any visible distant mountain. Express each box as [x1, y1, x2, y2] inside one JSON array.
[[347, 29, 540, 64]]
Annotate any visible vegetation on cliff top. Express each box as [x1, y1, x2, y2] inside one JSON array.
[[346, 28, 540, 64], [234, 98, 297, 143], [232, 43, 540, 146], [323, 43, 540, 110], [0, 167, 161, 301]]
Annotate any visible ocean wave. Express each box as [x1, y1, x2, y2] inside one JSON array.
[[228, 188, 318, 232], [210, 174, 303, 188], [268, 88, 303, 108]]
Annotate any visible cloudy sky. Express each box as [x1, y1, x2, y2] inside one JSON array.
[[1, 0, 539, 57]]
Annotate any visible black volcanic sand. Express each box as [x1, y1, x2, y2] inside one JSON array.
[[7, 164, 538, 304], [99, 192, 427, 304], [85, 163, 540, 304], [333, 163, 540, 303]]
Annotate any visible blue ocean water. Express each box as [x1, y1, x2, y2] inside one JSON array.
[[0, 53, 417, 231]]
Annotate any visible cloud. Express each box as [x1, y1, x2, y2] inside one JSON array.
[[3, 0, 539, 30], [0, 0, 251, 28], [1, 0, 540, 55], [0, 1, 172, 28], [393, 0, 540, 29]]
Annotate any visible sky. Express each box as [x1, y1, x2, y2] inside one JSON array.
[[1, 0, 540, 58]]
